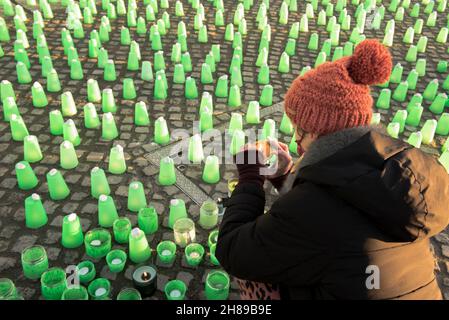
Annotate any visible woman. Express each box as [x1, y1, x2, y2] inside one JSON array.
[[216, 39, 449, 300]]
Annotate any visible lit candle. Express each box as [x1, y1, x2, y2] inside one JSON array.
[[132, 265, 157, 297]]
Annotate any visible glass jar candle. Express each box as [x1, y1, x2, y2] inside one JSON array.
[[41, 267, 68, 300], [88, 278, 111, 300], [0, 278, 19, 300], [184, 243, 205, 267], [84, 228, 112, 259], [21, 245, 49, 280], [76, 261, 96, 284], [106, 249, 127, 273], [164, 280, 187, 300], [117, 287, 142, 300], [205, 270, 230, 300], [113, 217, 131, 244], [61, 286, 89, 300], [173, 218, 196, 248], [156, 240, 177, 264], [199, 200, 219, 230]]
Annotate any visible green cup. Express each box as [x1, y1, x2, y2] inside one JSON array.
[[76, 261, 96, 284], [88, 278, 111, 300], [113, 217, 132, 244], [184, 243, 205, 267], [0, 278, 19, 300], [84, 228, 112, 259], [164, 280, 187, 300], [41, 267, 68, 300], [61, 286, 89, 300], [205, 270, 230, 300], [157, 240, 177, 264], [117, 287, 142, 300], [106, 249, 127, 273], [21, 245, 49, 280]]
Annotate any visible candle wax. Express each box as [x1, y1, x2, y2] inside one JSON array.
[[111, 258, 122, 265], [95, 288, 106, 297], [91, 240, 102, 246], [170, 289, 181, 298], [189, 252, 200, 259], [79, 267, 89, 275], [161, 250, 172, 256]]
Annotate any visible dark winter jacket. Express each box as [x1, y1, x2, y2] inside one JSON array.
[[216, 126, 449, 300]]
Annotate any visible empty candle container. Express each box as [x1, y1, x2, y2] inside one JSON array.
[[199, 200, 219, 230], [157, 240, 177, 264], [113, 217, 132, 244], [41, 267, 67, 300], [76, 260, 96, 284], [165, 280, 187, 300], [106, 249, 127, 273], [21, 245, 49, 280], [84, 228, 112, 259], [138, 206, 159, 235], [88, 278, 111, 300], [173, 218, 196, 248], [205, 270, 230, 300]]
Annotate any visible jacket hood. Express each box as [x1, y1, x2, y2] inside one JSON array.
[[296, 128, 449, 242]]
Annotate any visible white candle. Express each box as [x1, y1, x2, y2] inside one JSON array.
[[78, 267, 89, 276], [90, 240, 102, 246], [111, 258, 122, 265], [95, 287, 106, 297], [170, 289, 181, 298]]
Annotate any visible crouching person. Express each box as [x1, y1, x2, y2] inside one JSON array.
[[216, 39, 449, 300]]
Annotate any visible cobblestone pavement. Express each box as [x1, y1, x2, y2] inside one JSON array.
[[1, 0, 449, 300]]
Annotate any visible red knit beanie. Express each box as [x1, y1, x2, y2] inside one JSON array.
[[284, 39, 393, 136]]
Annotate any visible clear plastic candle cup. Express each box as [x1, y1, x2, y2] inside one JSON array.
[[173, 218, 196, 248]]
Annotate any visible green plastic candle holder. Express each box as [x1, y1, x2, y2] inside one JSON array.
[[128, 181, 147, 212], [21, 245, 49, 280], [106, 249, 127, 273], [184, 243, 205, 267], [205, 270, 230, 300], [84, 228, 112, 259], [156, 240, 177, 264], [117, 288, 142, 300], [209, 244, 220, 266], [208, 230, 219, 248], [165, 280, 187, 300], [62, 213, 84, 249], [0, 278, 19, 300], [91, 166, 111, 199], [61, 286, 89, 300], [47, 169, 70, 200], [138, 207, 159, 235], [88, 278, 111, 300], [41, 267, 67, 300], [98, 195, 119, 228], [168, 199, 188, 229], [16, 161, 38, 190], [113, 217, 132, 244], [76, 261, 96, 284]]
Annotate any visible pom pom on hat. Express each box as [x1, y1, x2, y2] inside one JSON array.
[[347, 39, 393, 85]]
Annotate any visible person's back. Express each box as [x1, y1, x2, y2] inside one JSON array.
[[215, 39, 449, 300]]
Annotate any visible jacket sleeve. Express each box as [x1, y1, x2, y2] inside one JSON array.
[[216, 182, 330, 285]]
